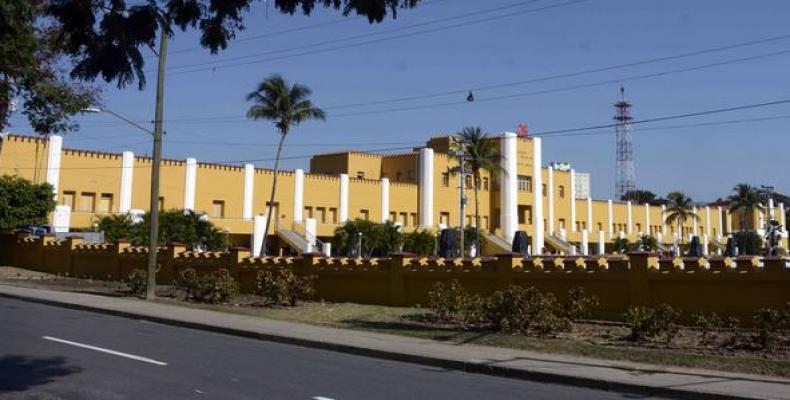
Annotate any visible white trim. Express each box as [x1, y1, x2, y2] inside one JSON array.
[[644, 203, 651, 235], [717, 206, 724, 235], [46, 135, 63, 199], [661, 204, 667, 235], [418, 148, 434, 227], [531, 137, 544, 253], [692, 206, 699, 236], [607, 199, 613, 235], [598, 230, 605, 254], [586, 197, 593, 233], [293, 169, 304, 223], [183, 158, 197, 210], [570, 169, 576, 232], [626, 201, 633, 234], [381, 178, 390, 223], [119, 151, 134, 213], [242, 164, 255, 220], [339, 173, 349, 223], [547, 166, 554, 235], [705, 206, 711, 237]]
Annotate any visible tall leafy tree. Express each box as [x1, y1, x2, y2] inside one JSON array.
[[453, 126, 500, 254], [246, 75, 325, 255], [663, 191, 699, 243], [727, 183, 764, 230], [0, 175, 56, 231], [0, 0, 97, 138], [621, 189, 665, 206]]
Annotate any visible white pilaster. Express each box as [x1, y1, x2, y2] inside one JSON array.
[[530, 136, 544, 253], [547, 166, 555, 235], [607, 199, 613, 235], [119, 151, 134, 213], [304, 218, 317, 253], [570, 169, 576, 232], [586, 197, 593, 233], [339, 173, 349, 223], [780, 203, 786, 227], [768, 198, 775, 220], [581, 229, 589, 255], [52, 205, 71, 233], [499, 133, 518, 242], [381, 178, 390, 223], [418, 148, 434, 227], [46, 135, 63, 199], [183, 158, 197, 210], [657, 232, 663, 245], [251, 214, 267, 257], [725, 210, 732, 233], [626, 201, 633, 234], [242, 164, 255, 220], [597, 230, 605, 255], [692, 206, 698, 236], [702, 234, 709, 256], [717, 206, 723, 236], [661, 204, 667, 235], [293, 169, 304, 223], [705, 206, 711, 237], [644, 203, 651, 235]]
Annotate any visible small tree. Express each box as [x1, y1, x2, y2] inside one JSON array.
[[728, 183, 764, 230], [98, 209, 228, 250], [663, 192, 699, 244], [402, 229, 436, 255], [0, 175, 55, 231], [95, 214, 135, 242], [332, 219, 402, 257]]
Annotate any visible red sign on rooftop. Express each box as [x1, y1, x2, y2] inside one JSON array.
[[516, 122, 529, 138]]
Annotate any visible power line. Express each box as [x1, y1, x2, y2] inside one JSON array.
[[162, 0, 590, 76]]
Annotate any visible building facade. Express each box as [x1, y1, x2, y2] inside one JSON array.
[[1, 133, 784, 256]]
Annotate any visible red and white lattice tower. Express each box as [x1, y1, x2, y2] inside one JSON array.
[[614, 87, 635, 200]]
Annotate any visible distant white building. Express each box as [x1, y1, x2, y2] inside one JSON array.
[[575, 172, 590, 199], [549, 161, 571, 171]]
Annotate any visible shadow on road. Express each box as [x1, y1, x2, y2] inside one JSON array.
[[0, 355, 82, 392]]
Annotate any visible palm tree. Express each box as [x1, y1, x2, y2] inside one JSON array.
[[246, 75, 326, 256], [454, 126, 501, 254], [663, 191, 699, 244], [727, 183, 764, 231]]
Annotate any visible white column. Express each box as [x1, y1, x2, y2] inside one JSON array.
[[692, 206, 698, 236], [570, 169, 576, 232], [644, 203, 650, 235], [705, 206, 711, 237], [119, 151, 134, 213], [339, 173, 349, 223], [661, 204, 667, 235], [626, 201, 633, 235], [242, 164, 254, 220], [531, 137, 544, 253], [717, 206, 724, 236], [780, 202, 786, 227], [607, 199, 613, 235], [726, 210, 732, 233], [768, 198, 775, 220], [183, 157, 197, 210], [657, 232, 663, 246], [418, 148, 434, 227], [702, 233, 709, 256], [304, 218, 317, 253], [46, 135, 63, 199], [586, 197, 593, 233], [581, 229, 589, 255], [597, 230, 605, 254], [380, 177, 390, 223], [547, 166, 555, 235], [251, 214, 267, 257], [499, 133, 518, 242], [293, 168, 304, 223]]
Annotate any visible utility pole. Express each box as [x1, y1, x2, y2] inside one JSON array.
[[146, 14, 169, 300], [454, 139, 467, 257]]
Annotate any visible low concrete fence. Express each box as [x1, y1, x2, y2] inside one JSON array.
[[2, 233, 789, 322]]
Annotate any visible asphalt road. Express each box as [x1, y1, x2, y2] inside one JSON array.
[[0, 297, 663, 400]]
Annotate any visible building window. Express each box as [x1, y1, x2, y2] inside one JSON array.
[[62, 191, 75, 209], [317, 207, 326, 223], [389, 211, 397, 222], [329, 208, 338, 224], [211, 200, 225, 218], [517, 175, 532, 192], [158, 196, 165, 211], [304, 206, 313, 220], [360, 209, 369, 220], [518, 205, 532, 225], [635, 223, 641, 233], [465, 175, 472, 188], [97, 193, 114, 213], [559, 185, 565, 198], [597, 222, 603, 231], [356, 171, 365, 179], [482, 215, 489, 229], [482, 177, 489, 191], [396, 172, 402, 182], [439, 212, 450, 226], [410, 213, 418, 227], [559, 218, 566, 229], [441, 172, 449, 187], [542, 184, 547, 196], [78, 192, 96, 212], [400, 212, 408, 226]]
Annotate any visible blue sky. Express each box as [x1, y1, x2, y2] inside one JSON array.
[[8, 0, 790, 201]]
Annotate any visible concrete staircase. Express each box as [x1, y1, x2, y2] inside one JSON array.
[[545, 234, 579, 255], [481, 231, 511, 254], [276, 227, 313, 254]]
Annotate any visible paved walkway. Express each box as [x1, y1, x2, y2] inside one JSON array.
[[1, 284, 788, 400]]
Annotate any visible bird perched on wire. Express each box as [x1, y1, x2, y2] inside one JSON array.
[[467, 91, 475, 102]]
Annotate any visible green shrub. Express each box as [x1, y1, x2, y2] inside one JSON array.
[[427, 280, 484, 325], [692, 312, 722, 345], [733, 231, 762, 255], [483, 286, 569, 335], [126, 269, 147, 297], [402, 229, 436, 256], [177, 268, 238, 303], [752, 307, 787, 350], [564, 287, 599, 321], [612, 237, 630, 254], [0, 175, 56, 231], [332, 219, 403, 257], [624, 304, 681, 343], [638, 235, 658, 252], [255, 269, 316, 306]]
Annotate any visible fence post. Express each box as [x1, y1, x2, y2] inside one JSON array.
[[627, 251, 656, 307], [389, 253, 414, 306]]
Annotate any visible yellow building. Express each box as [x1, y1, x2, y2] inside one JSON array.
[[1, 133, 784, 256]]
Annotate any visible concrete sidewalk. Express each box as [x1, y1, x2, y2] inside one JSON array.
[[1, 284, 787, 400]]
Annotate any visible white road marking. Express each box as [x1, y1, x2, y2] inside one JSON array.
[[42, 336, 168, 366], [313, 397, 335, 400]]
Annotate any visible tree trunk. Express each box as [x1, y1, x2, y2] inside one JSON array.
[[260, 131, 287, 256]]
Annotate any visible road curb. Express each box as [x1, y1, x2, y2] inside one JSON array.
[[0, 291, 766, 400]]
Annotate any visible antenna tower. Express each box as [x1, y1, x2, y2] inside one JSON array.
[[614, 87, 635, 200]]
